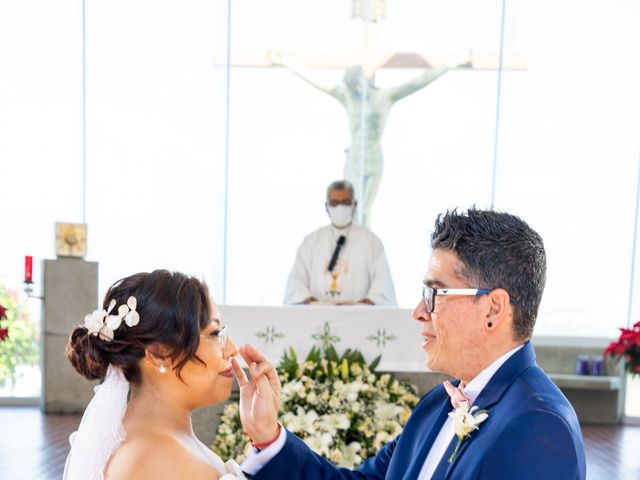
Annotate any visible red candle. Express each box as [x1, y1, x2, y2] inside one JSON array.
[[24, 256, 33, 283]]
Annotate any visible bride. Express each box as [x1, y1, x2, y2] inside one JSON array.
[[63, 270, 281, 479]]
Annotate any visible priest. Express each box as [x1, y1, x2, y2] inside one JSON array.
[[283, 179, 396, 305]]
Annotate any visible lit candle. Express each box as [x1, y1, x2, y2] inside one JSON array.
[[24, 256, 33, 283]]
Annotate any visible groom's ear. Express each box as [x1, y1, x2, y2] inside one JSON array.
[[484, 288, 512, 330]]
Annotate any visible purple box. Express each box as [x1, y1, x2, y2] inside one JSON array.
[[591, 356, 604, 376], [575, 356, 590, 375]]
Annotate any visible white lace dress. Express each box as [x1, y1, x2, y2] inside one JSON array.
[[62, 365, 245, 479]]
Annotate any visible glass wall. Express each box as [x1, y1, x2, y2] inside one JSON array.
[[84, 0, 229, 299], [1, 1, 640, 415], [496, 0, 640, 337]]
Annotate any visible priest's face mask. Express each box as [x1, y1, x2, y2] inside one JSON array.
[[326, 188, 356, 228]]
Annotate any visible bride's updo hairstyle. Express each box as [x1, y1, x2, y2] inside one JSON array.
[[66, 270, 212, 383]]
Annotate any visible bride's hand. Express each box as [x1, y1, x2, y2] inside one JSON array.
[[231, 344, 281, 445]]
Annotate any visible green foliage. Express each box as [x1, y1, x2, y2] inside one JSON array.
[[0, 286, 39, 389], [279, 345, 382, 383]]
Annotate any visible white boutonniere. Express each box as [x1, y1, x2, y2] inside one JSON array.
[[448, 405, 489, 463]]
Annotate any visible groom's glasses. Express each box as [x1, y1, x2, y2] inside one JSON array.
[[422, 286, 490, 313]]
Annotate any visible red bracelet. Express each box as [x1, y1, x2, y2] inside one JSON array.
[[250, 423, 282, 450]]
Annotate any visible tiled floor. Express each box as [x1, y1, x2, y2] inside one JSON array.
[[0, 407, 638, 479]]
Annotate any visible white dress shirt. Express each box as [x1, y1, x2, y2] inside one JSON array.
[[417, 344, 524, 479]]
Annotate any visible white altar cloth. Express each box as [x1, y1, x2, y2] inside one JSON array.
[[218, 305, 426, 372]]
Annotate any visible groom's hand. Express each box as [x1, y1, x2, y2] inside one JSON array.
[[231, 344, 281, 445]]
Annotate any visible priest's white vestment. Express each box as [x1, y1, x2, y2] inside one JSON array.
[[284, 224, 396, 305]]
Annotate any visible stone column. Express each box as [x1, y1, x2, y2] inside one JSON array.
[[42, 258, 98, 413]]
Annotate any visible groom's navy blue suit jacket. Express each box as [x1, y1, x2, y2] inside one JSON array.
[[252, 342, 586, 479]]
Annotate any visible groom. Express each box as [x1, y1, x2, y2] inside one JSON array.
[[238, 207, 586, 479]]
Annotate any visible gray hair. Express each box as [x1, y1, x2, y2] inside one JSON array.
[[326, 180, 355, 200]]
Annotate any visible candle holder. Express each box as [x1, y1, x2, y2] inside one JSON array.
[[23, 280, 44, 300]]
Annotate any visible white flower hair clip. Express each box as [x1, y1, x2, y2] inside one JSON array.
[[83, 296, 140, 341]]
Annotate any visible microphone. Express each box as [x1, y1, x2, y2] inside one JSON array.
[[327, 235, 346, 272]]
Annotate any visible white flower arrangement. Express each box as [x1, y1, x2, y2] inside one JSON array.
[[211, 346, 420, 468]]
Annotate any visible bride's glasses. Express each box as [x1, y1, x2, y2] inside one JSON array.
[[200, 324, 228, 349]]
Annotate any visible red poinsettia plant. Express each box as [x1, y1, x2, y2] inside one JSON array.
[[604, 320, 640, 377], [0, 304, 8, 341]]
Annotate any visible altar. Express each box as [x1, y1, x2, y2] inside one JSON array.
[[218, 305, 425, 371]]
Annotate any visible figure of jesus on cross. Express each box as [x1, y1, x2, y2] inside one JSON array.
[[269, 49, 471, 226]]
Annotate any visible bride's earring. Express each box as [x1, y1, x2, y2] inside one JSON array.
[[159, 364, 167, 374]]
